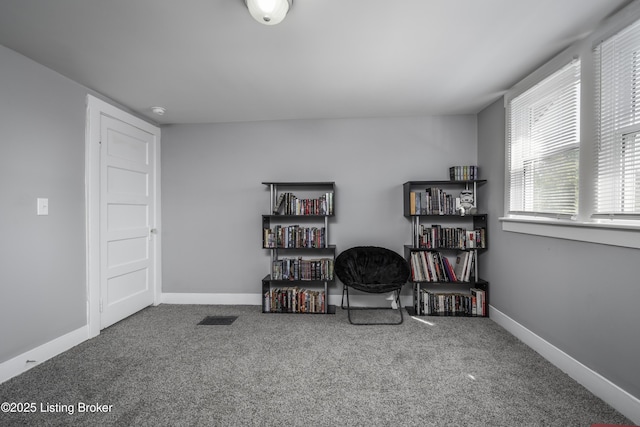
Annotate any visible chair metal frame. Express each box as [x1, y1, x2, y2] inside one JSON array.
[[335, 246, 409, 325], [340, 285, 404, 325]]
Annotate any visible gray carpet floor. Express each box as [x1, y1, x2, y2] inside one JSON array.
[[0, 304, 634, 426]]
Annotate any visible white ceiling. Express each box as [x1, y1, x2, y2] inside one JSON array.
[[0, 0, 632, 125]]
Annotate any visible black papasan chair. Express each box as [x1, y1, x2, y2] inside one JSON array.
[[334, 246, 410, 325]]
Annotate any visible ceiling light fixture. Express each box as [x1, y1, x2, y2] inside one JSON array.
[[245, 0, 292, 25], [151, 106, 166, 116]]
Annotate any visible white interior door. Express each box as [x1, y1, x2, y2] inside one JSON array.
[[99, 115, 156, 328], [86, 95, 161, 337]]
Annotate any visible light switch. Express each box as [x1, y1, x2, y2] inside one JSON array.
[[37, 198, 49, 216]]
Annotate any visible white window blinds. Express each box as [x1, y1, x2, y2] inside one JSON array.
[[507, 59, 581, 217], [594, 18, 640, 217]]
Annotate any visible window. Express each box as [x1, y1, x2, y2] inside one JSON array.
[[594, 19, 640, 218], [506, 60, 581, 218], [501, 5, 640, 249]]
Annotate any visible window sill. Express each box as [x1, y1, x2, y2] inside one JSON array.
[[499, 216, 640, 249]]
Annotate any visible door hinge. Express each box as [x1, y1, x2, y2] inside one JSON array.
[[99, 299, 103, 313]]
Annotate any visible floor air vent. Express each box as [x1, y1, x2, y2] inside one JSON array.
[[198, 316, 238, 325]]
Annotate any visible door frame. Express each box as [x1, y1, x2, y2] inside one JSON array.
[[85, 95, 162, 338]]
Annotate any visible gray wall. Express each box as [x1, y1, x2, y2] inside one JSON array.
[[477, 98, 640, 400], [0, 41, 479, 366], [161, 116, 478, 297], [0, 45, 87, 363]]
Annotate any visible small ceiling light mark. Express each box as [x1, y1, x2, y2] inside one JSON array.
[[245, 0, 291, 26], [151, 106, 166, 116]]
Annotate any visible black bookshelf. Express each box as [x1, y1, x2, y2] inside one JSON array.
[[261, 182, 336, 314], [403, 179, 489, 317]]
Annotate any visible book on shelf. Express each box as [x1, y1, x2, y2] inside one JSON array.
[[467, 230, 476, 248], [470, 288, 486, 316], [271, 257, 334, 281], [442, 256, 457, 282], [449, 165, 479, 181], [457, 250, 475, 282], [272, 192, 334, 215], [410, 251, 452, 282], [409, 188, 461, 215], [273, 192, 286, 214], [419, 289, 483, 316], [453, 251, 468, 280], [263, 225, 327, 248], [466, 251, 475, 281], [417, 225, 486, 250], [265, 287, 325, 313], [410, 191, 419, 215], [409, 252, 422, 281], [410, 250, 475, 283]]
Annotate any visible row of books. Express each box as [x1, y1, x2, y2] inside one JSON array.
[[409, 188, 466, 215], [271, 258, 334, 281], [273, 192, 334, 216], [417, 288, 486, 316], [449, 165, 479, 181], [417, 225, 486, 249], [263, 225, 326, 249], [410, 250, 475, 282], [264, 287, 326, 313]]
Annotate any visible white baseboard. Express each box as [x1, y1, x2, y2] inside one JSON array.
[[160, 293, 263, 305], [490, 306, 640, 425], [0, 326, 88, 385]]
